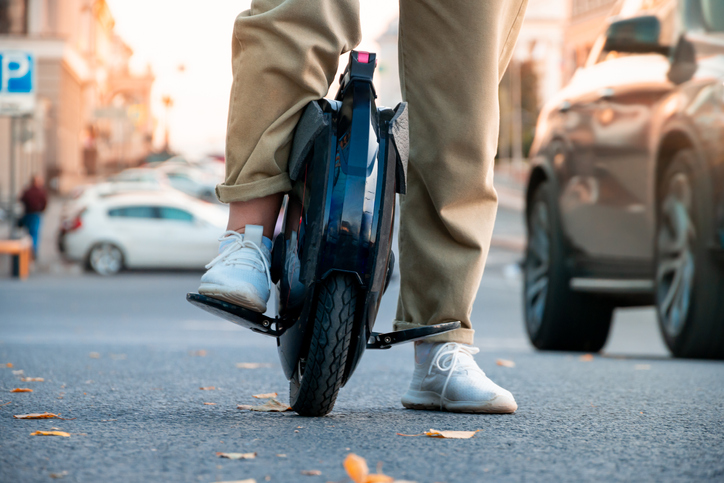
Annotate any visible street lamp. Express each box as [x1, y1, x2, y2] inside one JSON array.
[[161, 94, 174, 152]]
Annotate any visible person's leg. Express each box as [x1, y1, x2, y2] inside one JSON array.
[[394, 0, 528, 343], [217, 0, 362, 223], [200, 0, 361, 310], [396, 0, 527, 413], [26, 213, 41, 258]]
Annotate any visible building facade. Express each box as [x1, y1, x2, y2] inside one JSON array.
[[0, 0, 153, 207]]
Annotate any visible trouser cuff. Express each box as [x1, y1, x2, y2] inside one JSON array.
[[392, 320, 474, 345], [216, 173, 292, 203]]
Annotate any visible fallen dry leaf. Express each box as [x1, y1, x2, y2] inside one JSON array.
[[236, 363, 273, 369], [0, 402, 11, 407], [276, 454, 287, 458], [14, 412, 61, 420], [49, 471, 69, 479], [203, 402, 216, 406], [20, 377, 44, 382], [214, 480, 256, 483], [365, 476, 395, 483], [89, 352, 100, 359], [237, 398, 292, 412], [216, 452, 257, 460], [11, 388, 32, 393], [424, 429, 481, 439], [579, 354, 594, 362], [3, 363, 13, 368], [343, 453, 394, 483], [190, 350, 207, 357], [300, 470, 321, 476], [30, 431, 70, 437], [199, 386, 216, 391], [396, 433, 424, 437], [252, 392, 278, 399], [496, 359, 516, 368], [344, 453, 369, 483]]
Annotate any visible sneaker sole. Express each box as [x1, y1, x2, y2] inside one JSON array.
[[401, 389, 517, 414], [198, 283, 267, 313]]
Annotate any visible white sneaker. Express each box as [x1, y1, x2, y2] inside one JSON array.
[[401, 342, 518, 414], [198, 225, 272, 312]]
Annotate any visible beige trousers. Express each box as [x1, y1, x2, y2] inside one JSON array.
[[218, 0, 528, 345]]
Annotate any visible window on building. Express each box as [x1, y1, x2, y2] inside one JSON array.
[[0, 0, 27, 34]]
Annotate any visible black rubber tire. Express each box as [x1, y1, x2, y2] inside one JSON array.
[[289, 273, 358, 416], [524, 181, 614, 352], [655, 150, 724, 359]]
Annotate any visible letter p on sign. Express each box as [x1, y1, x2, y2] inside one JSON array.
[[1, 52, 33, 93]]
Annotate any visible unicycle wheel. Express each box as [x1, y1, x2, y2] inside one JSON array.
[[290, 273, 358, 416]]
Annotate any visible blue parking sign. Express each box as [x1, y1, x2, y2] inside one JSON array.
[[0, 51, 35, 115], [1, 52, 33, 93]]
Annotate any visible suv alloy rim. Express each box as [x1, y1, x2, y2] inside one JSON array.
[[656, 172, 696, 338], [526, 201, 550, 335]]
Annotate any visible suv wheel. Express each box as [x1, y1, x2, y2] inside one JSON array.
[[524, 181, 614, 352], [655, 149, 724, 359]]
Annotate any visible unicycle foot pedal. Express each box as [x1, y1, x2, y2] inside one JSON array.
[[186, 293, 284, 337], [367, 321, 462, 349]]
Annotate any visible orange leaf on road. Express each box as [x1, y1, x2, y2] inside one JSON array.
[[496, 359, 516, 368], [425, 429, 480, 439], [11, 388, 32, 393], [236, 363, 273, 369], [344, 453, 369, 483], [300, 470, 321, 476], [203, 402, 216, 405], [252, 392, 278, 399], [344, 453, 394, 483], [579, 354, 594, 362], [14, 412, 59, 419], [238, 398, 291, 412], [199, 386, 216, 391], [20, 377, 45, 382], [3, 363, 13, 368], [216, 452, 256, 460], [30, 430, 70, 437]]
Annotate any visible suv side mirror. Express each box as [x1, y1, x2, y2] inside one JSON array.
[[603, 15, 670, 56]]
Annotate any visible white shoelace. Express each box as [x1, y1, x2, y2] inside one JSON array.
[[205, 230, 272, 290], [429, 342, 484, 409]]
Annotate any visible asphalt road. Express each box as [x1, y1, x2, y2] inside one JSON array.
[[1, 207, 723, 482]]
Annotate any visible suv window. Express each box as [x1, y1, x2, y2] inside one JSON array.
[[159, 207, 194, 222], [108, 206, 158, 219]]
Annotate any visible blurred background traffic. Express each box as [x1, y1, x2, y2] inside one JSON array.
[[1, 0, 723, 358]]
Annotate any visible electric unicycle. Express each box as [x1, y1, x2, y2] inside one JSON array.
[[187, 51, 458, 416]]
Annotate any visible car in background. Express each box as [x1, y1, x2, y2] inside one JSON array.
[[153, 162, 220, 203], [60, 191, 227, 275], [523, 0, 724, 359]]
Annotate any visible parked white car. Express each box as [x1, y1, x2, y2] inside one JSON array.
[[61, 191, 227, 275], [153, 163, 220, 202]]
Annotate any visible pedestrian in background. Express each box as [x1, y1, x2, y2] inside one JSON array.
[[19, 175, 47, 258]]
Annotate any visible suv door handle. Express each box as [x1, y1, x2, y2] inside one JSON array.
[[598, 88, 614, 100]]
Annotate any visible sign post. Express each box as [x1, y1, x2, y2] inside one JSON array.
[[0, 50, 36, 242]]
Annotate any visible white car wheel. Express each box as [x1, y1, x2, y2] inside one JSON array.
[[88, 243, 124, 275]]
